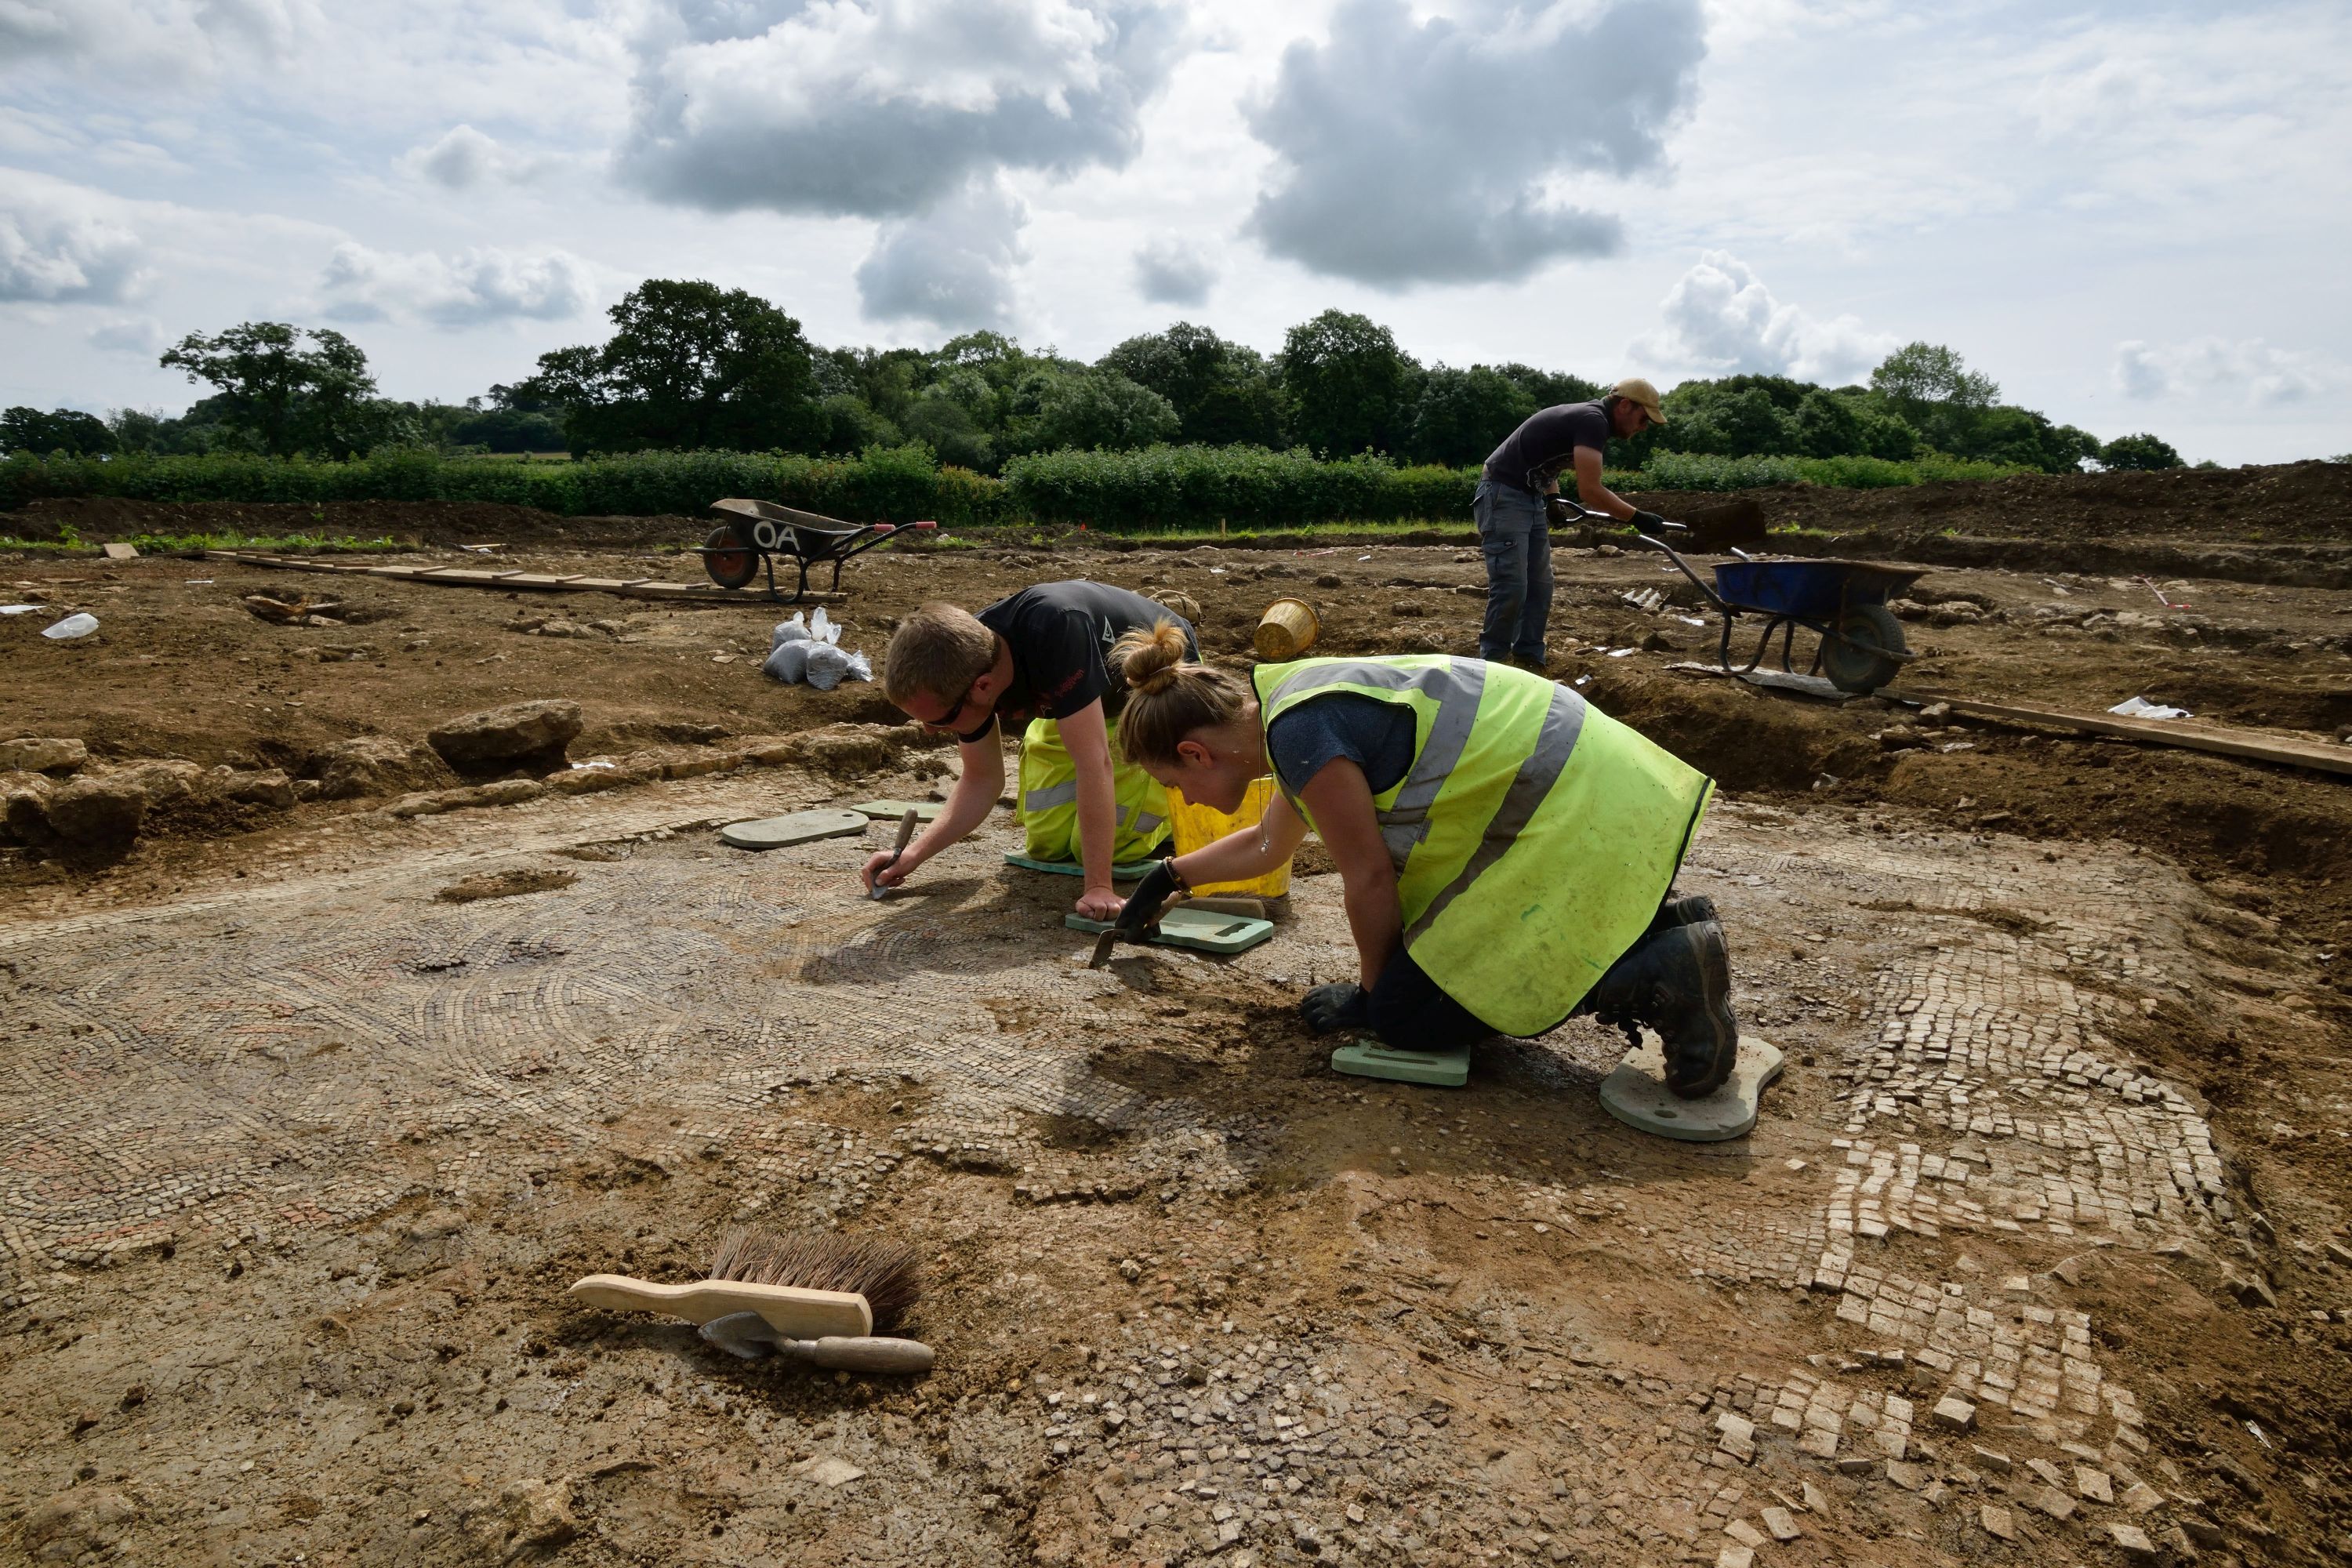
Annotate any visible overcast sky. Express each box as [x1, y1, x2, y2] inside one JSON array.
[[3, 0, 2347, 465]]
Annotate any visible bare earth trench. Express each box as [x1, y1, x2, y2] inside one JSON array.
[[3, 517, 2350, 1568]]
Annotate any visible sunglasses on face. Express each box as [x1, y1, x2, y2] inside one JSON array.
[[916, 677, 982, 734]]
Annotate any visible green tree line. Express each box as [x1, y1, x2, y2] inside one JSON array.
[[3, 278, 2192, 474], [1, 441, 2049, 531]]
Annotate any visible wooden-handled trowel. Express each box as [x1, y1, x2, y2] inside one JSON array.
[[868, 808, 920, 900]]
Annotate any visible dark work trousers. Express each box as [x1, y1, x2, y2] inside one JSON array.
[[1365, 887, 1690, 1054], [1367, 947, 1494, 1054], [1474, 477, 1552, 662]]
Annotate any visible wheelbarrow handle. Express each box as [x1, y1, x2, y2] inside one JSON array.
[[869, 521, 940, 535], [1630, 533, 1729, 612]]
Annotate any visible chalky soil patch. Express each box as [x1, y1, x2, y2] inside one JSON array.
[[0, 782, 2330, 1566]]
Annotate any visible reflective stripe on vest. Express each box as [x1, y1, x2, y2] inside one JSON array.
[[1023, 787, 1163, 839], [1254, 657, 1486, 868], [1025, 780, 1079, 814], [1404, 682, 1582, 945]]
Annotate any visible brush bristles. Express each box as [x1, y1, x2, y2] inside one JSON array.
[[707, 1226, 923, 1332]]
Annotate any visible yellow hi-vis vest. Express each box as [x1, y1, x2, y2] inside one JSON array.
[[1254, 656, 1713, 1036], [1014, 714, 1172, 863]]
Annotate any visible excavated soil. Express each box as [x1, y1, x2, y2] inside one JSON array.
[[4, 488, 2351, 1568]]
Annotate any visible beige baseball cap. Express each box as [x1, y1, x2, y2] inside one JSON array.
[[1611, 376, 1666, 423]]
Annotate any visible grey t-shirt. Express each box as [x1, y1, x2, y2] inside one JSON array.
[[1482, 399, 1611, 494], [1265, 694, 1417, 800]]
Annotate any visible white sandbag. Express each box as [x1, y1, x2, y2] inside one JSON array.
[[803, 641, 854, 690], [771, 614, 811, 650], [764, 638, 812, 683]]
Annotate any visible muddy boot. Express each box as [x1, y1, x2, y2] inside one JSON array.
[[1645, 892, 1717, 936], [1581, 920, 1740, 1098]]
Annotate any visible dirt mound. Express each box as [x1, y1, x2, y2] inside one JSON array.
[[1689, 459, 2352, 545]]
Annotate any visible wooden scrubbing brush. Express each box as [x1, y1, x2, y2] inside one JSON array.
[[569, 1226, 935, 1371], [706, 1226, 923, 1330]]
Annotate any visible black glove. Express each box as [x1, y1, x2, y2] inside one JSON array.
[[1114, 859, 1181, 940], [1301, 982, 1370, 1034], [1628, 509, 1668, 532]]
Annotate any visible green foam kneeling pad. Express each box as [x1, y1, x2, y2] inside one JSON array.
[[1065, 908, 1274, 955], [1006, 852, 1163, 880], [1597, 1036, 1784, 1142], [1330, 1039, 1470, 1087]]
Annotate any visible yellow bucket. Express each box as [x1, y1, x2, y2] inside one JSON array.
[[1254, 597, 1319, 661], [1171, 776, 1292, 898]]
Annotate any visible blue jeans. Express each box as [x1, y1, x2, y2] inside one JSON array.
[[1474, 478, 1552, 662]]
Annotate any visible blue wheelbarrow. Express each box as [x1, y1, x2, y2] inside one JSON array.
[[1566, 502, 1923, 695]]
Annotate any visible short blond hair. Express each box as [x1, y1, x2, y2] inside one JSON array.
[[884, 602, 998, 706]]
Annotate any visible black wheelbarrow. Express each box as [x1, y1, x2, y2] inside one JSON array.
[[696, 498, 937, 603], [1562, 501, 1922, 695]]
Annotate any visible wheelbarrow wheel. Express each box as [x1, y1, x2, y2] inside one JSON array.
[[1821, 603, 1904, 695], [702, 524, 758, 590]]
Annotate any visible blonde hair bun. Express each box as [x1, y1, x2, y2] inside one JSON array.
[[1115, 619, 1191, 695]]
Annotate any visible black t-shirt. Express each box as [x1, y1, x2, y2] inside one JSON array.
[[964, 581, 1198, 741], [1481, 399, 1611, 493], [1265, 693, 1417, 800]]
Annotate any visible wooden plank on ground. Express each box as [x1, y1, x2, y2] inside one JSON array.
[[201, 550, 845, 604], [1916, 695, 2352, 779]]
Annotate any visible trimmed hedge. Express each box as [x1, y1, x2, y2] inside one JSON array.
[[2, 442, 2037, 529], [1000, 445, 1471, 528], [0, 445, 1013, 528]]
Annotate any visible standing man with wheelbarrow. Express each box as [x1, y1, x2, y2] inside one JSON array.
[[869, 583, 1198, 920], [1477, 376, 1675, 670]]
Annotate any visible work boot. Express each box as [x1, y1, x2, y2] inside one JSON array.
[[1645, 891, 1717, 936], [1581, 919, 1740, 1098]]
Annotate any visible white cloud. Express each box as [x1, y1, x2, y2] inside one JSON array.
[[0, 0, 316, 79], [1133, 234, 1213, 306], [616, 0, 1184, 219], [855, 178, 1029, 330], [88, 315, 166, 354], [1243, 0, 1706, 287], [615, 0, 1184, 336], [1632, 250, 1894, 383], [2114, 337, 2347, 407], [0, 172, 150, 303], [319, 242, 595, 327], [401, 124, 546, 190]]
